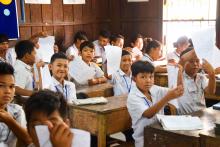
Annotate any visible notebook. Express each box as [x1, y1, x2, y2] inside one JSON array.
[[213, 102, 220, 110], [73, 97, 108, 105]]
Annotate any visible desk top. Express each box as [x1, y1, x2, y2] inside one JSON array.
[[147, 108, 219, 138], [76, 83, 113, 95], [68, 95, 127, 114]]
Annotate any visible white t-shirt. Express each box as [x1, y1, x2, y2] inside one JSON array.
[[127, 84, 169, 147]]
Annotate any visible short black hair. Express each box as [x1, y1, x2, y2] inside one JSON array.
[[73, 31, 88, 43], [131, 61, 155, 77], [24, 90, 68, 123], [122, 50, 131, 57], [142, 39, 161, 54], [50, 52, 68, 64], [99, 29, 111, 39], [80, 41, 94, 52], [110, 34, 124, 43], [180, 47, 194, 57], [130, 33, 143, 44], [0, 62, 14, 76], [15, 40, 35, 59], [0, 34, 9, 44]]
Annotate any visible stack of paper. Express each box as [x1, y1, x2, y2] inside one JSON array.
[[157, 114, 203, 130], [35, 125, 90, 147], [73, 97, 108, 105]]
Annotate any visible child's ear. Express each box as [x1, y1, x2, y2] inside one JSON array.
[[48, 63, 52, 70], [132, 76, 136, 82], [64, 118, 70, 127]]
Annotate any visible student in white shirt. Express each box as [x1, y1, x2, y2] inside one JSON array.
[[177, 48, 216, 115], [110, 34, 124, 49], [49, 53, 77, 104], [24, 90, 74, 147], [14, 40, 37, 96], [66, 31, 88, 61], [142, 39, 167, 73], [127, 61, 183, 147], [167, 36, 189, 64], [130, 33, 143, 61], [109, 50, 132, 96], [0, 34, 9, 63], [0, 62, 32, 147]]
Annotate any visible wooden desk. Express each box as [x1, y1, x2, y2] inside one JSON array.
[[144, 108, 219, 147], [200, 130, 220, 147], [68, 95, 131, 147], [76, 83, 113, 97]]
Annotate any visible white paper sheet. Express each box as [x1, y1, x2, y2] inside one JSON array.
[[105, 45, 122, 75], [25, 0, 51, 4], [63, 0, 85, 4], [37, 36, 55, 63], [69, 57, 96, 84], [157, 114, 203, 130], [0, 142, 8, 147], [35, 125, 90, 147], [40, 64, 52, 89], [191, 27, 220, 69]]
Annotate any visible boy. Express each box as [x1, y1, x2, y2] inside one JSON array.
[[130, 33, 144, 61], [0, 34, 9, 63], [110, 34, 124, 49], [177, 48, 216, 115], [0, 62, 32, 146], [66, 31, 88, 61], [127, 61, 183, 147], [49, 52, 77, 104], [24, 90, 73, 147], [78, 41, 107, 86], [108, 50, 132, 96], [14, 40, 36, 96]]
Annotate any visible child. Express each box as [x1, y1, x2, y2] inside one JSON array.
[[0, 34, 9, 63], [14, 40, 36, 96], [0, 62, 32, 146], [142, 39, 167, 73], [127, 61, 183, 147], [108, 50, 132, 96], [130, 33, 144, 61], [24, 90, 73, 147], [177, 48, 216, 115], [78, 41, 107, 86], [110, 34, 124, 49], [66, 31, 88, 61], [167, 36, 189, 64], [49, 53, 77, 104]]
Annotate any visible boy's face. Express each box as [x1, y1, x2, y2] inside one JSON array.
[[120, 55, 132, 72], [151, 47, 162, 60], [27, 110, 66, 147], [49, 59, 69, 80], [0, 41, 9, 56], [0, 74, 15, 108], [80, 47, 95, 63], [25, 49, 36, 66], [98, 36, 109, 47], [112, 38, 124, 49], [185, 56, 200, 77], [133, 38, 143, 50], [134, 72, 154, 93]]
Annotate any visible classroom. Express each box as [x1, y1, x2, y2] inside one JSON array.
[[0, 0, 220, 147]]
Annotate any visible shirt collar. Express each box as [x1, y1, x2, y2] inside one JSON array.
[[118, 69, 132, 78], [52, 76, 68, 87], [143, 53, 153, 62], [174, 50, 180, 57], [16, 59, 32, 71]]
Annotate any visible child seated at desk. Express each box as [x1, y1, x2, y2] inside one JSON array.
[[127, 61, 183, 147], [24, 90, 74, 147], [177, 48, 216, 115], [108, 50, 132, 96], [48, 53, 77, 104], [0, 62, 32, 147], [72, 41, 107, 86]]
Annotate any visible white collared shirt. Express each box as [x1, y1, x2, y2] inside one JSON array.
[[177, 72, 208, 115], [127, 84, 169, 147], [6, 47, 17, 66], [89, 62, 104, 78], [0, 104, 26, 147], [93, 40, 108, 62], [110, 69, 132, 96], [167, 50, 180, 63], [132, 47, 143, 60], [14, 60, 34, 90], [141, 53, 155, 66], [66, 44, 79, 57], [49, 77, 77, 104]]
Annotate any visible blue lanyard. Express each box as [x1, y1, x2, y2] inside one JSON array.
[[55, 85, 68, 99], [143, 97, 151, 108], [122, 75, 132, 93], [32, 77, 35, 89]]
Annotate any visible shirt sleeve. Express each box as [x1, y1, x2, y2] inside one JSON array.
[[93, 63, 104, 78], [14, 69, 28, 89], [68, 82, 77, 103], [201, 74, 209, 90]]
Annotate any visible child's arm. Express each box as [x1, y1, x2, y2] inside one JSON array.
[[88, 76, 107, 86], [202, 59, 216, 94], [177, 64, 183, 86], [179, 49, 196, 67], [15, 86, 33, 96], [0, 109, 32, 145], [142, 85, 183, 118]]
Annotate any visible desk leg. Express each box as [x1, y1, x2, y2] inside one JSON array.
[[98, 114, 106, 147]]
